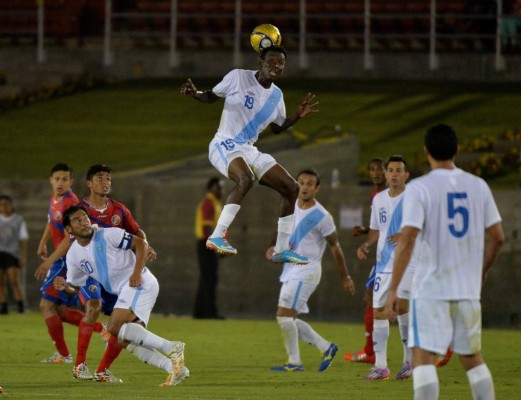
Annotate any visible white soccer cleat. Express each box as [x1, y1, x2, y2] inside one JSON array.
[[94, 368, 122, 383], [159, 366, 190, 387], [72, 362, 93, 380], [167, 341, 185, 376], [41, 352, 73, 364]]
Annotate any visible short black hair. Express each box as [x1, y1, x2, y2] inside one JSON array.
[[206, 177, 221, 190], [386, 155, 408, 171], [425, 124, 458, 161], [50, 163, 73, 176], [86, 164, 112, 181], [63, 205, 87, 228], [297, 168, 320, 186], [0, 194, 13, 202], [260, 45, 288, 60], [368, 158, 386, 169]]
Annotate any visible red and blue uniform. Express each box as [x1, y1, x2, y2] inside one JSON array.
[[40, 190, 79, 305], [79, 198, 140, 315]]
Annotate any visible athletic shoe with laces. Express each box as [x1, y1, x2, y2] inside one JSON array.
[[94, 369, 122, 383], [99, 322, 111, 343], [270, 362, 304, 372], [395, 362, 412, 380], [343, 349, 375, 364], [159, 365, 190, 387], [364, 367, 391, 380], [206, 235, 237, 255], [72, 362, 93, 380], [41, 352, 73, 364], [271, 250, 309, 265], [318, 343, 338, 372], [436, 348, 453, 368], [167, 341, 185, 376]]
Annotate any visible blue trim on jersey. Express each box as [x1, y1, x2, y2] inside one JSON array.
[[40, 257, 67, 292], [131, 286, 143, 311], [289, 208, 325, 249], [412, 299, 420, 347], [375, 198, 403, 273], [214, 142, 228, 167], [291, 281, 303, 310], [93, 230, 114, 293], [233, 88, 282, 144], [118, 232, 133, 250]]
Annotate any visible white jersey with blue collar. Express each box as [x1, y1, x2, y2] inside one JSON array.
[[212, 69, 286, 145], [279, 200, 336, 285], [66, 226, 140, 295]]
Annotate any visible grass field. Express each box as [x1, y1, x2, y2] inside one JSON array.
[[1, 312, 520, 399], [1, 79, 520, 185]]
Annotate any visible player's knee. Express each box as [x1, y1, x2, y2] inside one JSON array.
[[236, 172, 255, 193]]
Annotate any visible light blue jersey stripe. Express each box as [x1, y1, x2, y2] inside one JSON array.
[[93, 230, 114, 293], [291, 281, 304, 310], [214, 142, 228, 167], [131, 286, 143, 311], [375, 199, 403, 273], [289, 208, 325, 249], [234, 88, 282, 144], [412, 299, 420, 347]]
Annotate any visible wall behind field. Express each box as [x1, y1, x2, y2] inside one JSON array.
[[2, 138, 520, 326]]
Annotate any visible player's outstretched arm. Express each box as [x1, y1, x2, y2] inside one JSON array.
[[270, 93, 319, 134], [180, 78, 219, 103], [34, 237, 72, 280], [326, 232, 355, 295]]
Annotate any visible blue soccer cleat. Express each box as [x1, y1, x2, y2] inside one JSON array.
[[318, 343, 338, 372], [270, 362, 304, 372], [271, 250, 309, 265], [206, 236, 237, 255]]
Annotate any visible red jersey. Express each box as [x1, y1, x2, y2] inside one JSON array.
[[81, 198, 140, 234], [48, 190, 79, 249]]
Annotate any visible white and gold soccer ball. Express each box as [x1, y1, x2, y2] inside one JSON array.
[[250, 24, 282, 54]]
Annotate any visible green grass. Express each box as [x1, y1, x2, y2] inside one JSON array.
[[1, 312, 520, 399], [1, 79, 520, 181]]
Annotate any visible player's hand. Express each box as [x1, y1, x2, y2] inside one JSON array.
[[37, 243, 48, 260], [388, 233, 401, 244], [384, 289, 398, 322], [342, 276, 356, 295], [352, 226, 367, 237], [53, 276, 66, 291], [265, 246, 275, 261], [180, 78, 197, 96], [129, 272, 142, 288], [146, 245, 157, 262], [35, 260, 53, 280], [356, 243, 370, 260], [297, 93, 319, 118]]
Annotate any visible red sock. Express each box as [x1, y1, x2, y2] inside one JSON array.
[[62, 308, 84, 326], [93, 321, 103, 333], [363, 306, 374, 356], [76, 321, 95, 365], [45, 315, 69, 356], [96, 335, 123, 373]]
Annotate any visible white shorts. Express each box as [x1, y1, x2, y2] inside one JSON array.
[[209, 137, 277, 179], [278, 280, 318, 314], [409, 298, 482, 355], [114, 268, 159, 327], [373, 266, 414, 308]]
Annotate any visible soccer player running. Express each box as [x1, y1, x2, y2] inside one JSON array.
[[36, 164, 156, 382], [36, 163, 104, 363], [356, 155, 415, 381], [267, 168, 355, 372], [180, 45, 318, 264], [385, 124, 504, 399], [54, 205, 187, 387], [344, 158, 386, 364]]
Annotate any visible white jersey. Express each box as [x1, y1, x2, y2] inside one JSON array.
[[401, 168, 501, 300], [370, 189, 407, 274], [279, 200, 336, 285], [212, 69, 286, 145], [66, 226, 141, 295]]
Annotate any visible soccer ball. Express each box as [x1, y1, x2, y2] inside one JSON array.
[[250, 24, 282, 53]]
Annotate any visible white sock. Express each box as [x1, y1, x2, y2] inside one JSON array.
[[373, 319, 389, 369], [397, 313, 411, 364], [274, 214, 295, 253], [118, 323, 173, 354], [210, 204, 240, 238], [467, 364, 495, 400], [413, 365, 439, 400], [126, 343, 173, 372], [295, 319, 329, 352], [277, 316, 301, 364]]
